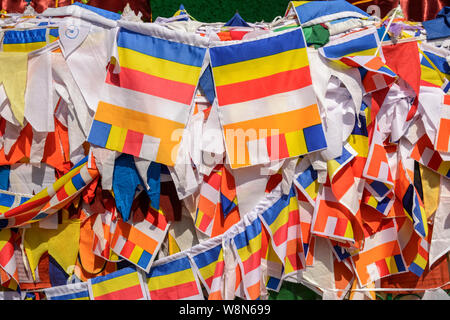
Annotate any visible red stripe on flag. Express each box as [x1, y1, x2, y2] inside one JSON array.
[[216, 66, 312, 106], [375, 258, 390, 277], [106, 66, 196, 105], [149, 280, 200, 300], [242, 249, 262, 274], [121, 129, 144, 156], [334, 218, 348, 237], [94, 284, 144, 300], [267, 133, 289, 161], [120, 240, 136, 259]]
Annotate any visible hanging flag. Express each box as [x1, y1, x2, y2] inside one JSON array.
[[419, 43, 450, 89], [146, 253, 204, 300], [293, 157, 319, 206], [220, 165, 238, 219], [362, 186, 394, 217], [410, 131, 450, 179], [110, 205, 170, 273], [231, 215, 264, 300], [297, 188, 315, 266], [259, 187, 305, 277], [0, 156, 98, 228], [2, 28, 48, 52], [286, 0, 369, 26], [395, 159, 427, 238], [0, 190, 31, 214], [210, 28, 326, 168], [261, 225, 284, 292], [351, 219, 407, 287], [188, 237, 225, 299], [0, 228, 18, 287], [44, 282, 90, 300], [435, 94, 450, 154], [88, 27, 207, 166], [195, 165, 222, 236], [88, 266, 148, 300]]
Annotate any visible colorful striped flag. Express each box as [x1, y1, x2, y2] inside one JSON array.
[[319, 28, 382, 59], [0, 190, 31, 214], [297, 188, 315, 266], [327, 143, 360, 216], [0, 228, 18, 287], [2, 28, 48, 52], [395, 159, 428, 238], [110, 205, 170, 273], [419, 43, 450, 89], [88, 27, 207, 166], [286, 1, 369, 26], [410, 132, 450, 179], [259, 187, 305, 278], [435, 94, 450, 154], [362, 186, 394, 217], [146, 253, 204, 300], [209, 28, 326, 168], [311, 185, 357, 246], [195, 165, 222, 236], [231, 215, 264, 300], [88, 266, 148, 300], [0, 156, 98, 228], [188, 237, 225, 299], [261, 226, 284, 292], [363, 121, 394, 190], [396, 216, 431, 278], [351, 219, 407, 287], [293, 157, 319, 206], [195, 164, 240, 237], [44, 282, 90, 300]]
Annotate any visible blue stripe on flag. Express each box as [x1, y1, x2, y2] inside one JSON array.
[[147, 255, 191, 277]]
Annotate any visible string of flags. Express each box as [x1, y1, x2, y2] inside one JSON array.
[[0, 0, 449, 300]]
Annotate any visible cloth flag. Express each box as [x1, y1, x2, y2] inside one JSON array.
[[419, 43, 450, 89], [44, 282, 90, 300], [395, 159, 428, 238], [0, 156, 98, 229], [410, 132, 450, 179], [88, 27, 207, 166], [2, 29, 48, 52], [146, 252, 204, 300], [110, 205, 170, 273], [88, 266, 148, 300], [231, 215, 264, 300], [209, 28, 326, 168], [435, 94, 450, 154], [350, 219, 407, 287], [259, 186, 305, 278], [293, 157, 319, 206], [188, 237, 225, 299], [0, 228, 18, 287]]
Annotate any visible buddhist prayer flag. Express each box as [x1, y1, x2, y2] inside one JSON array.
[[259, 187, 305, 277], [294, 157, 319, 206], [419, 43, 450, 89], [88, 266, 148, 300], [146, 253, 204, 300], [286, 1, 369, 26], [110, 206, 170, 273], [0, 156, 98, 229], [351, 219, 406, 286], [44, 282, 90, 300], [188, 237, 225, 299], [2, 29, 48, 52], [435, 94, 450, 154], [0, 229, 18, 286], [410, 132, 450, 179], [210, 28, 326, 168], [231, 215, 264, 300], [88, 27, 207, 166]]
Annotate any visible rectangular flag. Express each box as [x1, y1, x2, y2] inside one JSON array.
[[146, 252, 204, 300], [110, 206, 170, 273], [350, 219, 407, 287], [88, 266, 148, 300], [410, 131, 450, 179], [297, 189, 315, 266], [259, 187, 305, 277], [2, 29, 48, 52], [45, 282, 90, 300], [0, 229, 18, 286], [435, 94, 450, 154], [209, 28, 326, 168], [231, 215, 264, 300], [188, 237, 225, 299], [419, 43, 450, 89], [88, 27, 207, 166], [293, 157, 319, 206]]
